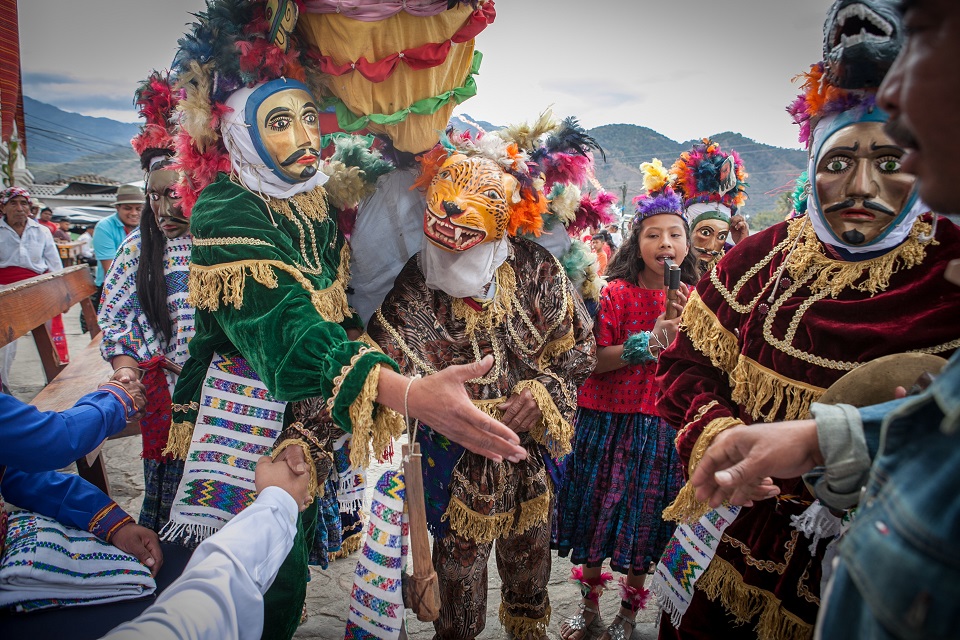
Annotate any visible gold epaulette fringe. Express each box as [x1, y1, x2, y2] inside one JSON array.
[[789, 218, 933, 297], [681, 291, 739, 372], [662, 416, 743, 524], [271, 438, 319, 502], [269, 186, 329, 222], [328, 530, 364, 561], [729, 356, 825, 423], [162, 421, 195, 460], [444, 491, 550, 545], [514, 379, 573, 459], [698, 556, 813, 640], [188, 259, 350, 323], [541, 328, 575, 367], [499, 602, 551, 637], [345, 362, 405, 469]]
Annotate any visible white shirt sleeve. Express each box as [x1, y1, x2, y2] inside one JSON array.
[[101, 486, 299, 640], [40, 226, 63, 273]]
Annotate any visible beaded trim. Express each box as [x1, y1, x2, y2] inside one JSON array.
[[193, 236, 273, 247]]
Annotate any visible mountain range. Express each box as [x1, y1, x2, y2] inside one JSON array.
[[24, 97, 805, 218]]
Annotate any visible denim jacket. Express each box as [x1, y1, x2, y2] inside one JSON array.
[[813, 351, 960, 639]]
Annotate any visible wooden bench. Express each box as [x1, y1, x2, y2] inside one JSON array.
[[0, 265, 137, 495]]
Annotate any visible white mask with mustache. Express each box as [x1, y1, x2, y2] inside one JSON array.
[[221, 84, 328, 200]]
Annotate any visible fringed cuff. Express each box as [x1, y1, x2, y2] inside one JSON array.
[[513, 379, 574, 459], [88, 502, 134, 542], [499, 602, 551, 638], [730, 355, 825, 423], [443, 491, 550, 545], [187, 259, 350, 323], [697, 556, 813, 640], [328, 352, 404, 469], [663, 416, 744, 524], [328, 529, 364, 561], [271, 438, 319, 504], [681, 291, 739, 372], [540, 325, 575, 367]]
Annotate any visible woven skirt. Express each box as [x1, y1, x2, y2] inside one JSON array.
[[553, 408, 683, 573], [138, 458, 186, 533]]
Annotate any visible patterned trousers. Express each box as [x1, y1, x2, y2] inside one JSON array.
[[432, 517, 551, 639]]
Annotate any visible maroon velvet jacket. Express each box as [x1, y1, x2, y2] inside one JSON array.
[[655, 214, 960, 632]]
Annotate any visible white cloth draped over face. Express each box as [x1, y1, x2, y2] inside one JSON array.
[[420, 232, 510, 300], [806, 108, 926, 254], [221, 80, 328, 200]]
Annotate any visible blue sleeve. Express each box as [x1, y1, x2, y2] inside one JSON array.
[[0, 390, 129, 471], [857, 398, 908, 460], [93, 219, 119, 261], [1, 467, 115, 532]]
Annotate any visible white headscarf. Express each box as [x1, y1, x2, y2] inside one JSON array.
[[221, 82, 328, 200], [807, 110, 926, 255]]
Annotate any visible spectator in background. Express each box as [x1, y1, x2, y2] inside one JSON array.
[[77, 221, 97, 266], [591, 232, 609, 276], [37, 206, 58, 235], [0, 187, 67, 390], [51, 213, 72, 242], [93, 185, 143, 304], [607, 223, 622, 248]]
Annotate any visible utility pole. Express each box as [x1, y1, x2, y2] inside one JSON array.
[[620, 183, 628, 225]]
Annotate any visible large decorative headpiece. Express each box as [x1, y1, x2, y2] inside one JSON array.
[[632, 159, 685, 225], [670, 139, 748, 230], [170, 0, 312, 216], [822, 0, 903, 90], [131, 71, 179, 172]]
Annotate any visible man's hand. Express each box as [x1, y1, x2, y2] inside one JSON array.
[[403, 356, 526, 464], [274, 441, 308, 476], [255, 455, 311, 510], [497, 389, 542, 434], [111, 523, 163, 577], [729, 215, 750, 245], [103, 376, 147, 416], [690, 420, 824, 508]]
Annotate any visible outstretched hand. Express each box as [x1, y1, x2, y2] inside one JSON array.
[[729, 215, 750, 245], [690, 420, 823, 508], [111, 523, 163, 577], [401, 356, 526, 463]]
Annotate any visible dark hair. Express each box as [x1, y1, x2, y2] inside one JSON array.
[[605, 215, 701, 286], [135, 185, 173, 344]]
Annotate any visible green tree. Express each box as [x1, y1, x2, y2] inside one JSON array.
[[746, 192, 793, 232]]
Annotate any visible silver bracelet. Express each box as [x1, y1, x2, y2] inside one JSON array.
[[403, 374, 422, 442]]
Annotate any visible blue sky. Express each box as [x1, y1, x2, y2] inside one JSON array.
[[18, 0, 834, 149]]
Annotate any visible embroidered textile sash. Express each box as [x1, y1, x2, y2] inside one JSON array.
[[0, 512, 156, 611], [344, 470, 409, 640], [650, 504, 740, 627], [160, 353, 286, 545]]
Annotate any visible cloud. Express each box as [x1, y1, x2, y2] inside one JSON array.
[[22, 72, 81, 86], [539, 78, 645, 106]]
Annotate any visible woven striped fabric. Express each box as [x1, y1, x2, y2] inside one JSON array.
[[161, 353, 286, 545], [650, 504, 740, 628], [344, 470, 408, 640], [0, 511, 155, 611], [334, 432, 366, 514]]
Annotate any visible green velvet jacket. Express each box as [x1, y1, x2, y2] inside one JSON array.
[[169, 174, 399, 459]]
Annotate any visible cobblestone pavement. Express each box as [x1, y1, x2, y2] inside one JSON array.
[[9, 305, 660, 639]]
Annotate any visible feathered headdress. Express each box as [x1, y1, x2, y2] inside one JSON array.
[[670, 138, 748, 214], [171, 0, 312, 216], [131, 71, 179, 171], [786, 62, 877, 148], [632, 159, 684, 224]]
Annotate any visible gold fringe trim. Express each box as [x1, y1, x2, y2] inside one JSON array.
[[788, 217, 934, 298], [162, 421, 195, 460], [337, 242, 351, 288], [513, 379, 573, 459], [452, 262, 518, 336], [443, 491, 551, 545], [730, 355, 826, 423], [662, 416, 743, 524], [681, 291, 739, 373], [540, 328, 575, 367], [698, 556, 813, 640], [675, 400, 720, 449], [187, 259, 350, 322], [341, 361, 405, 469], [328, 530, 364, 561], [269, 186, 329, 222], [499, 602, 551, 637], [271, 438, 319, 503]]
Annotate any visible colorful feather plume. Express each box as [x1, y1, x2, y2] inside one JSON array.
[[131, 71, 179, 167], [787, 62, 876, 147], [570, 191, 617, 235], [791, 171, 810, 218], [560, 239, 603, 302], [640, 158, 670, 194], [670, 139, 748, 213], [322, 137, 395, 209]]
